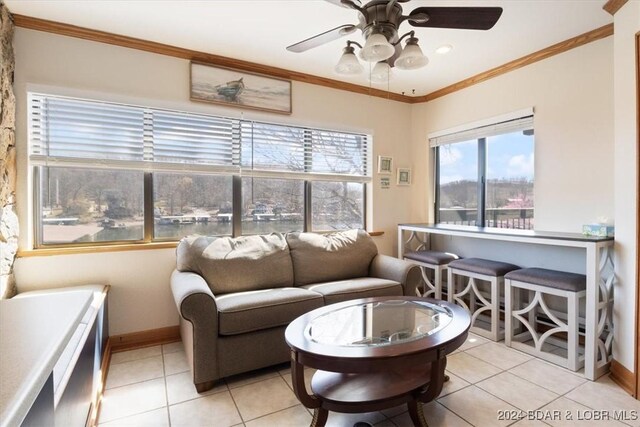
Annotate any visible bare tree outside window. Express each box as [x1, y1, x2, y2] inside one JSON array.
[[241, 178, 304, 234], [312, 182, 364, 231], [41, 167, 144, 243], [153, 173, 233, 239]]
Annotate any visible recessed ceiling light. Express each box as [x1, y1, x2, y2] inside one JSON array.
[[435, 44, 453, 55]]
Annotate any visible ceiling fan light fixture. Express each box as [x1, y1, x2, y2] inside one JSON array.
[[359, 32, 395, 63], [335, 45, 364, 75], [369, 61, 392, 84], [395, 37, 429, 71]]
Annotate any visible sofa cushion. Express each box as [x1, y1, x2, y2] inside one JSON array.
[[302, 277, 402, 305], [216, 288, 324, 335], [176, 234, 294, 294], [286, 229, 378, 286]]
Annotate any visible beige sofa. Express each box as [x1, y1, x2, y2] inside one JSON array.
[[171, 229, 421, 392]]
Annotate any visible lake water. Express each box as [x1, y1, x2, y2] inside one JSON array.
[[75, 220, 305, 242]]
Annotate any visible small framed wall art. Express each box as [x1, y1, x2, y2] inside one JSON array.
[[380, 177, 391, 189], [397, 168, 412, 186], [377, 156, 393, 174], [190, 61, 292, 114]]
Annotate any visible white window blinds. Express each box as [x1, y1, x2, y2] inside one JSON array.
[[428, 108, 534, 148], [152, 110, 240, 173], [29, 94, 240, 174], [29, 95, 146, 162], [29, 93, 371, 181]]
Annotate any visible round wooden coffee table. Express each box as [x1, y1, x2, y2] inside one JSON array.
[[285, 296, 470, 427]]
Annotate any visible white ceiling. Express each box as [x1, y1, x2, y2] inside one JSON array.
[[5, 0, 613, 97]]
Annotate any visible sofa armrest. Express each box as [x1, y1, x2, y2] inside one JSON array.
[[369, 254, 421, 296], [171, 270, 219, 389]]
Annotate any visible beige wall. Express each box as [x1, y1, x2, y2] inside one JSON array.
[[613, 1, 640, 372], [409, 38, 615, 230], [12, 28, 413, 335]]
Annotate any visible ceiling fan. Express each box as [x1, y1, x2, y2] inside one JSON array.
[[286, 0, 503, 82]]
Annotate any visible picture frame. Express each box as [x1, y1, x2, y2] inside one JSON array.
[[397, 168, 412, 186], [190, 61, 292, 115], [380, 177, 390, 189], [377, 156, 393, 174]]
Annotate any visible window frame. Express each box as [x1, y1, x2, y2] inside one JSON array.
[[30, 93, 370, 249], [434, 137, 487, 227], [433, 119, 534, 229]]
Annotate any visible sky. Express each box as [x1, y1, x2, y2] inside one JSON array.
[[439, 132, 534, 184]]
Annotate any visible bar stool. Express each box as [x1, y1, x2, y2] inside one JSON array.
[[403, 250, 459, 299], [447, 258, 520, 341], [504, 268, 586, 371]]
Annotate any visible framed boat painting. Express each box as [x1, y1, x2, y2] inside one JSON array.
[[190, 62, 292, 114]]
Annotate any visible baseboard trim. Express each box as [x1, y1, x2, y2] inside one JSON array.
[[92, 327, 181, 425], [610, 359, 637, 398], [110, 325, 181, 353], [88, 338, 112, 427]]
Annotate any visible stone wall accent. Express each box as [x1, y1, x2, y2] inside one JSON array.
[[0, 2, 17, 299]]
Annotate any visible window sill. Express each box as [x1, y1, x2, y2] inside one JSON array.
[[18, 241, 179, 258], [18, 231, 385, 257]]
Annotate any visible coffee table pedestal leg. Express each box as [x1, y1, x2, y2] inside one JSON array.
[[408, 400, 429, 427], [311, 408, 329, 427]]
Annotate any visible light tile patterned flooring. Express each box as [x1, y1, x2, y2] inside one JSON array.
[[98, 335, 640, 427]]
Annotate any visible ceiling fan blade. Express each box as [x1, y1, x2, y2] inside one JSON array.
[[408, 7, 503, 30], [286, 25, 358, 53], [324, 0, 362, 9]]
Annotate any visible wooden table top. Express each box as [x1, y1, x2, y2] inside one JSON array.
[[285, 296, 470, 373]]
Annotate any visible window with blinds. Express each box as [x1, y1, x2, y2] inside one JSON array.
[[431, 109, 535, 230], [29, 93, 371, 246], [29, 94, 240, 173], [29, 93, 370, 179]]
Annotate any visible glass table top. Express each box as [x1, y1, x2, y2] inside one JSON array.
[[305, 299, 453, 348]]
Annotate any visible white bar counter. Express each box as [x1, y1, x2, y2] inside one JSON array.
[[0, 291, 92, 427], [398, 223, 615, 380]]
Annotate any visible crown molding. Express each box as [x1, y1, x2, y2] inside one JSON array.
[[602, 0, 628, 15], [13, 14, 613, 106], [411, 24, 614, 103], [12, 14, 413, 104]]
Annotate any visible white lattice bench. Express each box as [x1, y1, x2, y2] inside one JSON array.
[[447, 258, 520, 341], [504, 268, 586, 372], [403, 250, 459, 299]]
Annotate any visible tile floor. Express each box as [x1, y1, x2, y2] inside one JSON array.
[[98, 335, 640, 427]]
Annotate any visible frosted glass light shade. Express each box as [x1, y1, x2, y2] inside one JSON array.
[[359, 33, 395, 62], [335, 48, 364, 75], [396, 42, 429, 70], [369, 61, 392, 83]]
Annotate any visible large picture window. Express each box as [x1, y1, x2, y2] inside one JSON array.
[[432, 113, 534, 229], [29, 93, 370, 247]]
